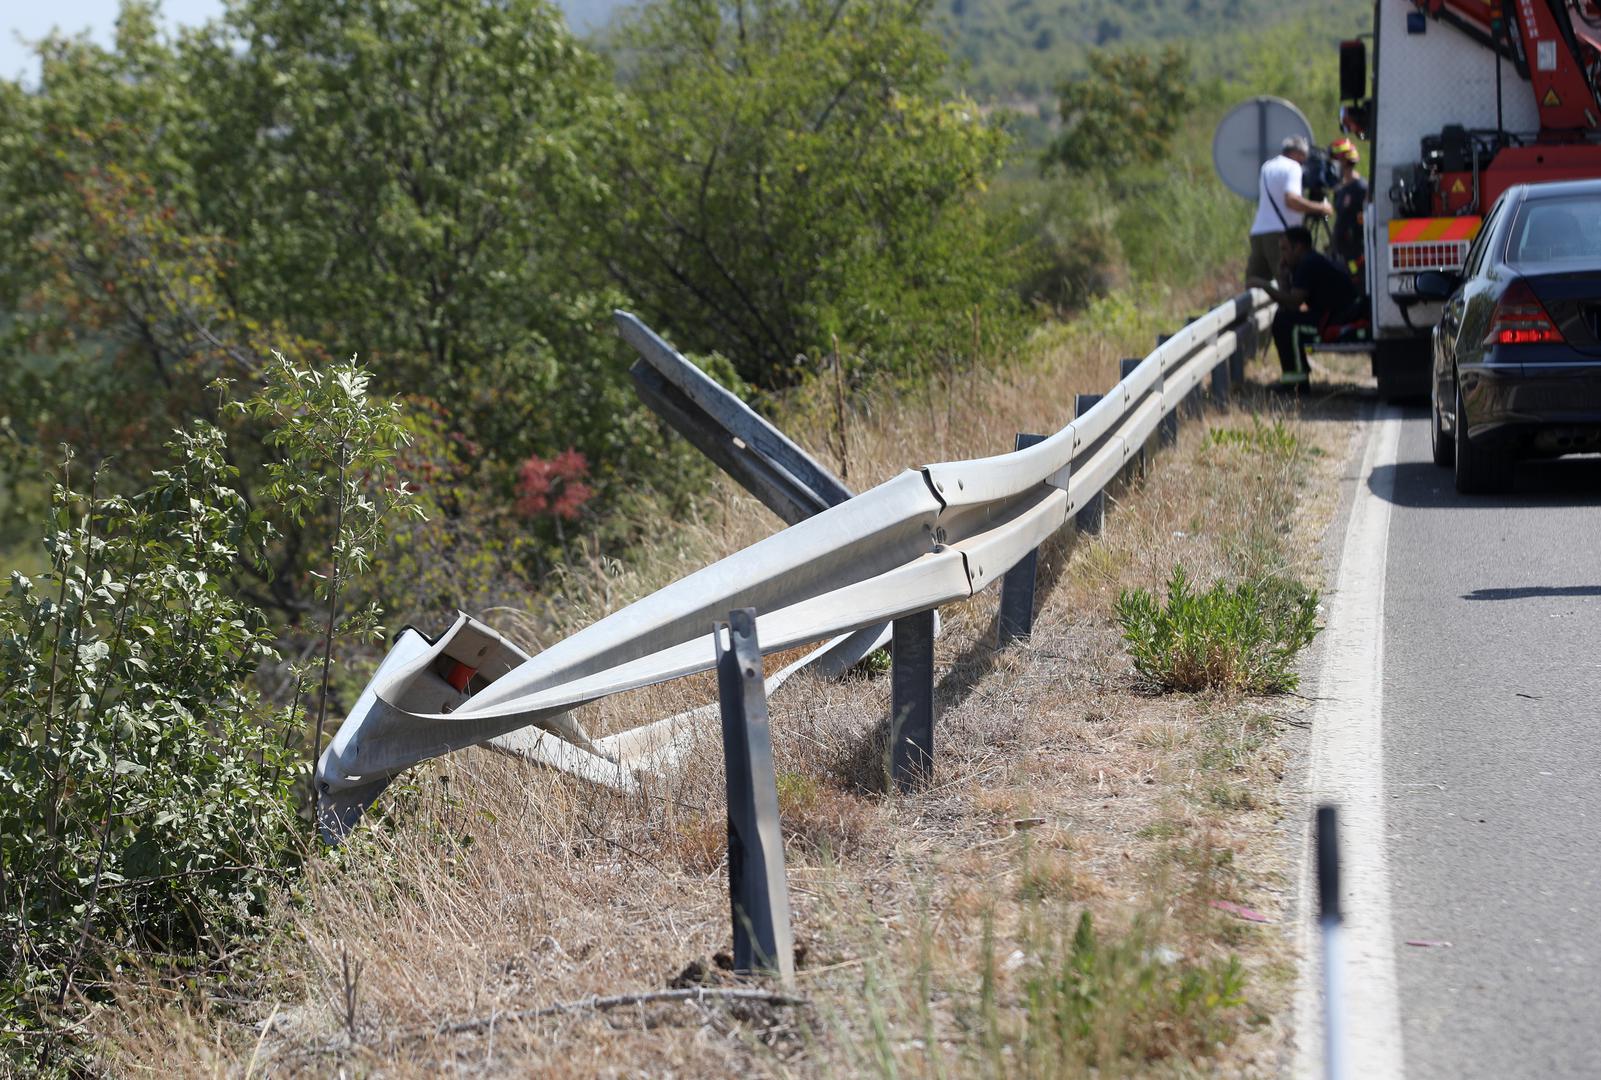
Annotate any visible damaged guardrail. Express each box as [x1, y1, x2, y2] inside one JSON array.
[[314, 290, 1273, 839]]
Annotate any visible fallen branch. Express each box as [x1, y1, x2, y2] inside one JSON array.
[[430, 987, 807, 1038]]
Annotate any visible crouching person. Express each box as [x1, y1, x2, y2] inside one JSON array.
[[1249, 226, 1364, 388]]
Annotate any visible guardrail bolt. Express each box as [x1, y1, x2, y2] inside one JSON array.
[[998, 433, 1048, 646], [715, 608, 797, 987], [1073, 394, 1106, 535], [890, 608, 937, 791]]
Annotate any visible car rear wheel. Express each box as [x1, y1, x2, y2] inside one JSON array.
[[1453, 381, 1511, 494], [1430, 379, 1454, 467]]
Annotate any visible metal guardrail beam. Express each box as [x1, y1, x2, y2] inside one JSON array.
[[314, 291, 1274, 838], [621, 314, 852, 526]]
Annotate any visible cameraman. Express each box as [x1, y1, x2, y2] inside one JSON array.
[[1247, 136, 1333, 288]]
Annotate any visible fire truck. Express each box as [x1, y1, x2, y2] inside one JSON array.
[[1342, 0, 1601, 395]]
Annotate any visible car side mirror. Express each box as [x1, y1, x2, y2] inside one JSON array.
[[1414, 270, 1460, 300]]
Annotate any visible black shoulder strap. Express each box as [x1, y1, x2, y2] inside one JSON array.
[[1263, 165, 1291, 230]]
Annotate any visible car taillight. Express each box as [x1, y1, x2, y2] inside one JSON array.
[[1486, 280, 1564, 346]]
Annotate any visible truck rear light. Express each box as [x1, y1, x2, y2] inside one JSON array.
[[1486, 280, 1564, 346]]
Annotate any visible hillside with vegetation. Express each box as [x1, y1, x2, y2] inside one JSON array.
[[0, 0, 1352, 1073], [940, 0, 1370, 102]]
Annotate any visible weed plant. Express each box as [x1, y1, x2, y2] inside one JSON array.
[[974, 909, 1246, 1074], [1203, 418, 1306, 458], [1116, 566, 1320, 694]]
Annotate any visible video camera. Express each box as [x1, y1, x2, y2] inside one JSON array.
[[1302, 146, 1341, 202]]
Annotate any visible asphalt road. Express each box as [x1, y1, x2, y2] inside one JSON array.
[[1380, 413, 1601, 1078]]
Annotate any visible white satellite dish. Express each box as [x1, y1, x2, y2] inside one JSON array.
[[1212, 96, 1315, 200]]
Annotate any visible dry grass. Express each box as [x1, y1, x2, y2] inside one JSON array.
[[88, 275, 1368, 1077]]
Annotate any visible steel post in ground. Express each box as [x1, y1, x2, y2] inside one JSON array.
[[997, 433, 1048, 646], [1156, 332, 1181, 445], [1119, 359, 1148, 480], [1210, 357, 1231, 407], [890, 609, 936, 791], [1160, 386, 1180, 444], [1074, 394, 1106, 535], [716, 609, 796, 987]]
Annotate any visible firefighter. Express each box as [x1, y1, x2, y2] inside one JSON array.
[[1247, 135, 1333, 289], [1330, 138, 1367, 281], [1250, 226, 1364, 388]]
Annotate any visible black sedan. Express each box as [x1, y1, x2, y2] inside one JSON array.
[[1420, 179, 1601, 493]]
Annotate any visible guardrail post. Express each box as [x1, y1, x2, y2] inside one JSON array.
[[890, 609, 936, 791], [998, 433, 1048, 646], [1073, 394, 1105, 535], [1158, 379, 1180, 446], [1209, 357, 1231, 408], [1118, 359, 1147, 480], [716, 608, 796, 987]]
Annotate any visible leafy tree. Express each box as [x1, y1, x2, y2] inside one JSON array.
[[0, 0, 694, 614], [1044, 46, 1195, 175], [592, 0, 1024, 385], [181, 0, 638, 467]]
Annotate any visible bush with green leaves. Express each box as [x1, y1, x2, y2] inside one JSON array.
[[593, 0, 1027, 386], [0, 429, 297, 1056], [1116, 566, 1320, 694], [0, 356, 412, 1066]]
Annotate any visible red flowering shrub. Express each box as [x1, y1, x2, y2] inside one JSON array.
[[516, 449, 592, 521]]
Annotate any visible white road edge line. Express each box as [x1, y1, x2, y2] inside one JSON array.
[[1294, 405, 1406, 1079]]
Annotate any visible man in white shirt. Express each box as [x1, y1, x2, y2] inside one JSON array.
[[1248, 135, 1333, 287]]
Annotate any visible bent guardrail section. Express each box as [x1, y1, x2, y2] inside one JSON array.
[[314, 290, 1273, 839]]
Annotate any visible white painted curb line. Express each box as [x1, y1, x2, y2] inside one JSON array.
[[1295, 406, 1406, 1080]]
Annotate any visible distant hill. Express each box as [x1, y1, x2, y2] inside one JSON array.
[[562, 0, 1371, 105], [938, 0, 1371, 100]]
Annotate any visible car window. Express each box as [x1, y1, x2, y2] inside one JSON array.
[[1508, 194, 1601, 263], [1461, 199, 1504, 278]]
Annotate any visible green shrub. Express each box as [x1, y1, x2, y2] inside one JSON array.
[[990, 177, 1127, 314], [1203, 418, 1306, 458], [592, 0, 1029, 386], [0, 429, 300, 1060], [1116, 566, 1320, 694], [0, 357, 411, 1067]]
